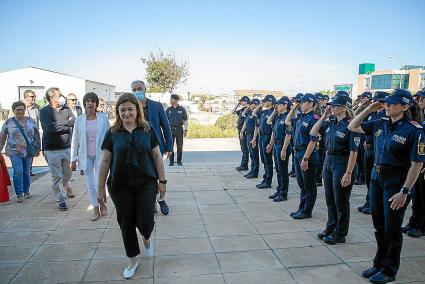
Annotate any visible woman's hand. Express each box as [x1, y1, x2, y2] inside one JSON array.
[[158, 183, 166, 199], [70, 161, 77, 171], [323, 106, 332, 119], [97, 187, 107, 207], [389, 192, 407, 210], [366, 101, 385, 113], [266, 144, 273, 153], [280, 150, 287, 161], [340, 172, 352, 187], [301, 159, 309, 171], [251, 139, 257, 148]]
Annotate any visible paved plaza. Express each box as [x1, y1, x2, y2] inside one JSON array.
[[2, 138, 425, 283]]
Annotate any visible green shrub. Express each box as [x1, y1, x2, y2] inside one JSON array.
[[214, 113, 237, 130], [187, 122, 238, 138]]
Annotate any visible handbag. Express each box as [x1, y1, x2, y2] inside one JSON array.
[[12, 118, 38, 157]]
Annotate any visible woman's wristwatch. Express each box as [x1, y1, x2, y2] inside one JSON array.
[[159, 180, 167, 184], [400, 187, 410, 195]]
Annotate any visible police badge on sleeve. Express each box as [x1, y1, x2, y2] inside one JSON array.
[[354, 137, 361, 148], [418, 134, 425, 155]]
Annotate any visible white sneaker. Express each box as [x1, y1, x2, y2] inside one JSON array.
[[123, 262, 138, 279], [143, 239, 154, 257]]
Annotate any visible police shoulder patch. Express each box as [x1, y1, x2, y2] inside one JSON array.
[[410, 121, 423, 129], [353, 136, 361, 147]]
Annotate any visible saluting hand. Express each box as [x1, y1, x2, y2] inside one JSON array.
[[323, 106, 332, 119], [389, 192, 407, 210], [366, 101, 385, 113]]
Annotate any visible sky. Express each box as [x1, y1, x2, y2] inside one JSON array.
[[1, 0, 424, 95]]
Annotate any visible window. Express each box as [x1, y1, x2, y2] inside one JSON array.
[[371, 74, 392, 90], [420, 73, 425, 90], [365, 77, 371, 90]]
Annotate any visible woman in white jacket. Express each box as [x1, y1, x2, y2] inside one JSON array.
[[71, 92, 110, 220]]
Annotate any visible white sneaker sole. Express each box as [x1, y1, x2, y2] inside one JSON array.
[[123, 262, 138, 279]]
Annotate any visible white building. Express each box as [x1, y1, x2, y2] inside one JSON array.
[[0, 66, 115, 110]]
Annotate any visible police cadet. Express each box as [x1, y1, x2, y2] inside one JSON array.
[[348, 89, 425, 284], [253, 95, 276, 188], [311, 94, 359, 244], [289, 93, 304, 178], [266, 96, 293, 201], [285, 93, 321, 219], [166, 94, 188, 166], [315, 92, 326, 186], [356, 91, 388, 215], [402, 90, 425, 238], [234, 96, 251, 171], [241, 98, 260, 178]]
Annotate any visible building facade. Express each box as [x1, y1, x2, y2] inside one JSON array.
[[0, 66, 115, 111], [357, 63, 425, 94]]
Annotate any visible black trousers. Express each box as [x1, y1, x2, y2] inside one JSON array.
[[370, 167, 410, 276], [323, 155, 356, 236], [408, 171, 425, 230], [238, 129, 249, 168], [294, 151, 318, 215], [356, 136, 365, 181], [109, 183, 157, 258], [259, 134, 273, 185], [363, 147, 374, 206], [170, 126, 184, 163]]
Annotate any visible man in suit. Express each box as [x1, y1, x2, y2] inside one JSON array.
[[131, 80, 173, 215]]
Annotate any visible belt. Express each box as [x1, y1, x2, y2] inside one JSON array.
[[295, 146, 307, 152], [373, 164, 394, 174], [274, 140, 283, 145], [364, 144, 374, 150], [327, 151, 349, 156]]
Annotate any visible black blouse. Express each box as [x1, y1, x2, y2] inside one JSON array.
[[101, 125, 159, 190]]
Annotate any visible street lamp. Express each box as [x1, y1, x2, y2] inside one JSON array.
[[388, 56, 404, 89]]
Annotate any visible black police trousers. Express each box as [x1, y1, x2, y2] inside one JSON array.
[[259, 134, 273, 185], [170, 126, 184, 163], [109, 183, 157, 258], [408, 171, 425, 230], [246, 132, 259, 176], [273, 143, 291, 196], [363, 147, 374, 206], [294, 150, 318, 215], [370, 167, 410, 276], [238, 129, 249, 168], [356, 136, 365, 182], [316, 141, 325, 183], [323, 155, 356, 237]]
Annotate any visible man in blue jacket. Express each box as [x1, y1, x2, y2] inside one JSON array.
[[131, 80, 173, 215]]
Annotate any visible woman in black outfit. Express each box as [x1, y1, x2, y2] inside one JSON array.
[[98, 93, 166, 279]]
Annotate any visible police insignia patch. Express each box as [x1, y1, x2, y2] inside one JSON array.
[[418, 143, 425, 155], [375, 129, 382, 137], [354, 137, 360, 147]]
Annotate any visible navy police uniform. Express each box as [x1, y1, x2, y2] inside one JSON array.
[[244, 99, 260, 177], [166, 95, 188, 164], [236, 96, 250, 170], [292, 93, 321, 218], [321, 95, 359, 243], [271, 97, 293, 199], [256, 95, 276, 187], [289, 93, 304, 177], [315, 93, 326, 185], [360, 89, 425, 280]]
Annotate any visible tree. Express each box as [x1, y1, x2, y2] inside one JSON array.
[[141, 50, 189, 93]]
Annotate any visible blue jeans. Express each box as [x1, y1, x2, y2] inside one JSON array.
[[259, 134, 273, 185], [294, 150, 318, 215], [10, 155, 31, 196], [273, 144, 291, 196]]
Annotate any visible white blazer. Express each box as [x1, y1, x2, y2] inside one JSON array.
[[70, 112, 110, 171]]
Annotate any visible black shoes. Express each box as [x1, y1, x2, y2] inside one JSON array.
[[269, 192, 279, 199], [317, 229, 333, 240], [290, 172, 296, 178], [292, 212, 312, 220], [158, 200, 169, 215], [323, 233, 346, 245], [362, 207, 371, 215], [401, 223, 414, 234], [369, 271, 395, 284], [354, 179, 365, 185], [407, 227, 425, 238], [169, 161, 174, 166], [58, 202, 68, 211], [290, 210, 301, 217], [316, 181, 323, 186], [257, 183, 271, 189], [358, 203, 368, 212], [245, 174, 258, 179], [273, 195, 287, 202], [236, 165, 248, 171], [177, 161, 183, 166], [361, 267, 380, 278]]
